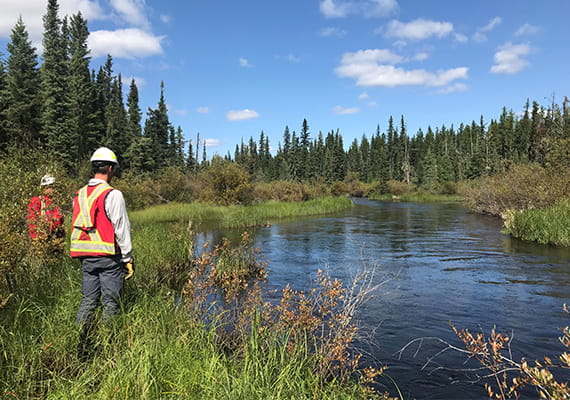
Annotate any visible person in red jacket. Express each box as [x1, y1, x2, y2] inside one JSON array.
[[27, 174, 65, 241]]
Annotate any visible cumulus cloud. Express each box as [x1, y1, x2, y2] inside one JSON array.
[[0, 0, 104, 42], [335, 48, 468, 88], [516, 23, 540, 36], [319, 0, 399, 19], [89, 29, 164, 59], [0, 0, 164, 59], [197, 106, 212, 114], [226, 109, 260, 121], [358, 92, 369, 100], [333, 105, 360, 114], [320, 27, 347, 38], [490, 42, 532, 74], [454, 33, 468, 43], [384, 18, 454, 41], [204, 139, 221, 147]]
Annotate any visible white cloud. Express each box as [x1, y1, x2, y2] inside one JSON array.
[[205, 139, 221, 147], [160, 14, 171, 24], [0, 0, 165, 60], [438, 83, 469, 94], [414, 52, 429, 61], [226, 109, 260, 121], [123, 75, 146, 90], [239, 57, 253, 67], [287, 54, 300, 63], [335, 48, 468, 87], [368, 101, 378, 108], [454, 33, 468, 43], [0, 0, 105, 42], [473, 17, 502, 43], [109, 0, 149, 29], [197, 106, 212, 114], [319, 0, 398, 19], [490, 42, 532, 74], [89, 29, 164, 59], [516, 23, 540, 36], [333, 105, 360, 114], [340, 49, 404, 65], [481, 17, 502, 32], [358, 92, 369, 100], [320, 27, 347, 38], [384, 18, 453, 41]]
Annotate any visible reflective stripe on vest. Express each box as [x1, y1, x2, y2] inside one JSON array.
[[70, 183, 116, 257]]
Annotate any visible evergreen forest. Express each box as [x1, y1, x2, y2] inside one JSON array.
[[1, 0, 570, 193]]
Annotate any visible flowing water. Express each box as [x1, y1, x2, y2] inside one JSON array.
[[227, 198, 570, 399]]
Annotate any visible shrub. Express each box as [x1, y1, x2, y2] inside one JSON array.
[[386, 180, 415, 196], [458, 163, 570, 216]]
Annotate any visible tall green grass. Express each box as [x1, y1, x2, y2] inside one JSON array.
[[368, 193, 463, 203], [130, 196, 353, 228], [502, 198, 570, 246], [1, 209, 389, 399]]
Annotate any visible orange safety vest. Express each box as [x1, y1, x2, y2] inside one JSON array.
[[70, 182, 119, 258]]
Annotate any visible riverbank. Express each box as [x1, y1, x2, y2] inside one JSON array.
[[368, 193, 463, 203], [0, 197, 389, 400], [130, 196, 353, 228]]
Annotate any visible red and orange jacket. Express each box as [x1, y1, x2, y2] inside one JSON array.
[[27, 196, 64, 239], [69, 182, 119, 258]]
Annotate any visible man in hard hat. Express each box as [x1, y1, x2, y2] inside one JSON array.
[[27, 174, 65, 243], [70, 147, 134, 358]]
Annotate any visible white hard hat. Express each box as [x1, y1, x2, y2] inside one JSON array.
[[40, 174, 56, 186], [90, 147, 118, 165]]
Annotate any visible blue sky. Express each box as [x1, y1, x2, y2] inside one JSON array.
[[1, 0, 569, 157]]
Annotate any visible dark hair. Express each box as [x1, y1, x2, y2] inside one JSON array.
[[92, 161, 114, 175]]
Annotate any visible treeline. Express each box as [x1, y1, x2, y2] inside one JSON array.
[[1, 0, 569, 192], [0, 0, 185, 174], [235, 102, 570, 191]]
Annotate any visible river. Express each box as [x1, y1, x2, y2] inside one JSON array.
[[238, 198, 570, 399]]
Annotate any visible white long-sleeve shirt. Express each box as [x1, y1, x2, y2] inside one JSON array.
[[88, 178, 132, 262]]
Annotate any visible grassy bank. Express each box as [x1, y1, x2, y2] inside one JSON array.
[[368, 193, 463, 203], [502, 198, 570, 246], [1, 198, 391, 400], [130, 196, 353, 228]]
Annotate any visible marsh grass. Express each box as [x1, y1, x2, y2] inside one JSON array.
[[369, 193, 463, 203], [1, 205, 392, 399], [130, 196, 353, 228], [502, 198, 570, 246]]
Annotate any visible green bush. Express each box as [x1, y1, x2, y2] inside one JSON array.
[[503, 198, 570, 246]]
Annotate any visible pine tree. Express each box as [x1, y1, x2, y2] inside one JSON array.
[[186, 140, 197, 172], [41, 0, 73, 171], [0, 56, 8, 150], [105, 75, 129, 160], [126, 79, 142, 138], [144, 81, 172, 169], [68, 12, 98, 160], [5, 17, 42, 146]]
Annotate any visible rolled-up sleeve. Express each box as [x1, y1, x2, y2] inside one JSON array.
[[104, 189, 132, 262]]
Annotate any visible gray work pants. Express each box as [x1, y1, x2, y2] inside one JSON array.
[[76, 255, 125, 327]]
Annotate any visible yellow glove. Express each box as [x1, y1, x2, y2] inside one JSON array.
[[124, 258, 135, 280]]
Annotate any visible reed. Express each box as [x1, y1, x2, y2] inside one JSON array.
[[130, 196, 353, 228], [502, 198, 570, 246], [369, 193, 463, 203]]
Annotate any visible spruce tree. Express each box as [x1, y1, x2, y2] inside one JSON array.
[[143, 81, 171, 169], [5, 17, 42, 146], [68, 12, 98, 160], [0, 57, 8, 150], [41, 0, 72, 171], [105, 75, 129, 160]]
